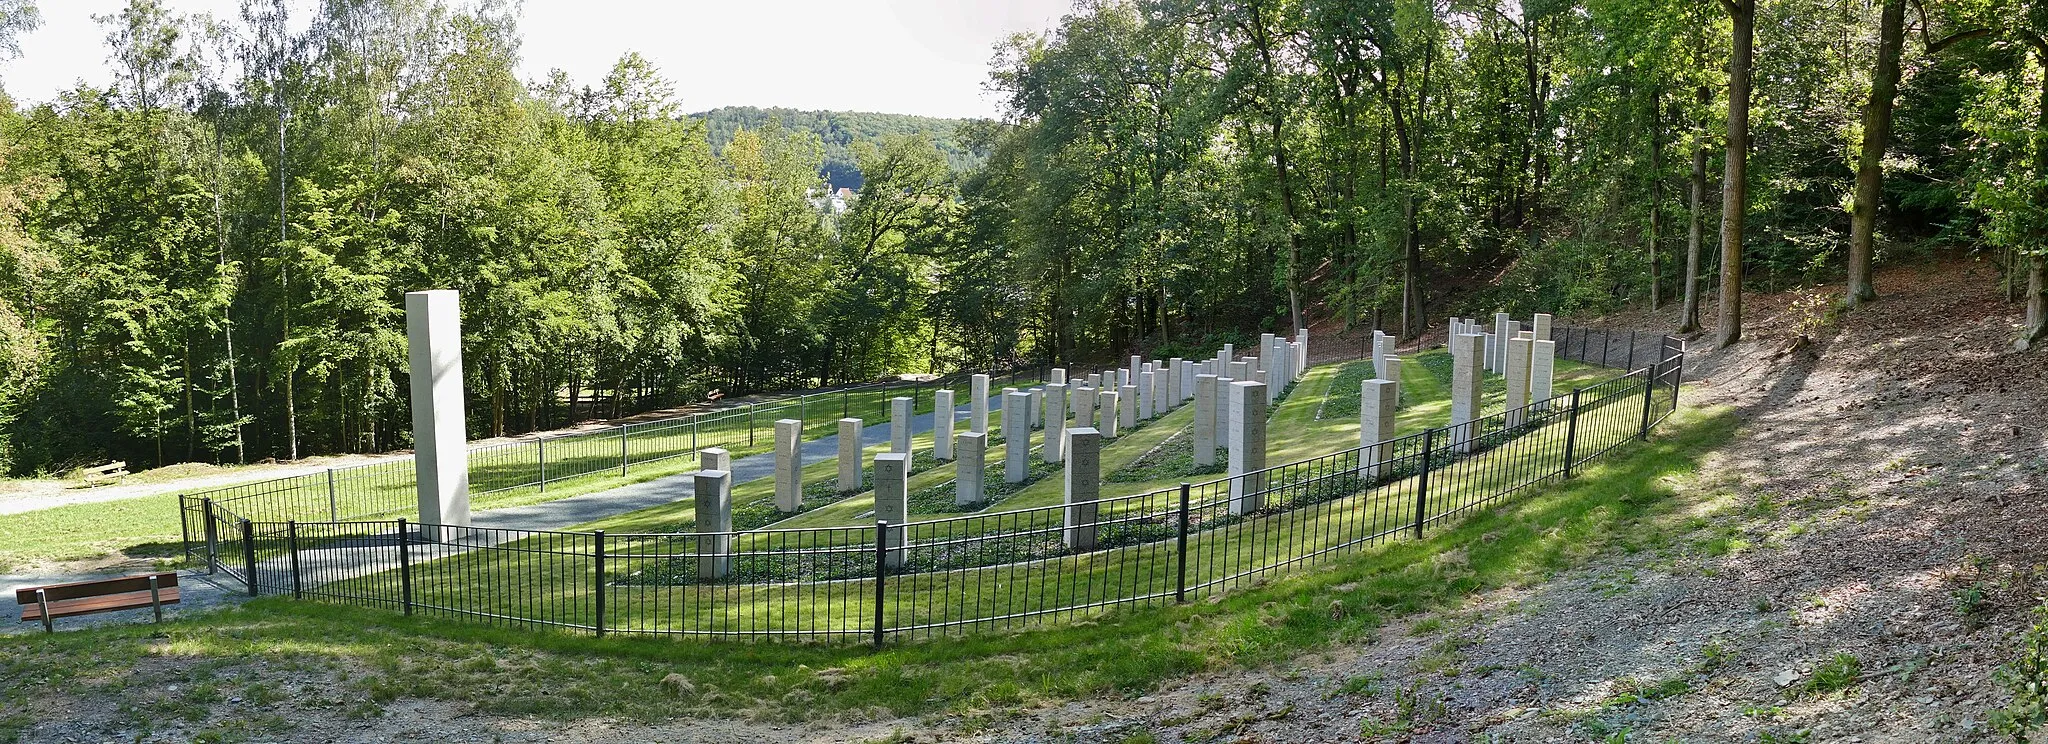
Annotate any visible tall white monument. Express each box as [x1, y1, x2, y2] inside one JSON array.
[[406, 290, 469, 537]]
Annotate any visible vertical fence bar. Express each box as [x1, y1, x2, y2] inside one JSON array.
[[202, 498, 218, 575], [326, 469, 338, 521], [1412, 428, 1435, 538], [537, 438, 548, 492], [1563, 388, 1584, 478], [692, 418, 699, 454], [749, 404, 757, 447], [873, 519, 889, 648], [1673, 347, 1686, 405], [287, 520, 302, 599], [1627, 330, 1638, 370], [398, 518, 414, 616], [178, 497, 192, 563], [1175, 483, 1191, 603], [620, 425, 629, 476], [1639, 366, 1657, 440], [593, 530, 606, 637], [240, 519, 258, 596]]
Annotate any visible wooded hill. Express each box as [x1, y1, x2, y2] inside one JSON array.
[[0, 0, 2042, 476], [692, 106, 980, 189]]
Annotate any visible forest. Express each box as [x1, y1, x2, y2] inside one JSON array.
[[694, 106, 979, 189], [0, 0, 2042, 475]]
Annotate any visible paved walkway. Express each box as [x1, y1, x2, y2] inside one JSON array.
[[0, 569, 247, 636]]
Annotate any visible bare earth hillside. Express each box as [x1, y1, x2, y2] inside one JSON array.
[[938, 257, 2046, 742]]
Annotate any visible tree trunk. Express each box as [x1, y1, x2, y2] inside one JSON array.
[[2025, 257, 2048, 349], [1649, 86, 1664, 311], [1847, 0, 1906, 308], [1680, 85, 1709, 333], [1716, 0, 1755, 349], [2025, 49, 2048, 348]]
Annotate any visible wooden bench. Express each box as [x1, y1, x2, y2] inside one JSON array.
[[82, 461, 128, 487], [15, 572, 179, 633]]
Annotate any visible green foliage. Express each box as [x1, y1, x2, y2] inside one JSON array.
[[1801, 653, 1863, 696], [1994, 605, 2048, 739], [694, 106, 978, 190]]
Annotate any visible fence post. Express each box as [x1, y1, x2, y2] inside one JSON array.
[[537, 438, 548, 493], [1600, 329, 1611, 367], [240, 519, 258, 597], [1626, 330, 1638, 371], [593, 530, 606, 638], [1672, 347, 1686, 407], [398, 518, 414, 616], [178, 497, 192, 564], [287, 520, 302, 599], [872, 519, 889, 648], [749, 404, 757, 448], [1638, 366, 1657, 441], [326, 468, 338, 521], [1175, 483, 1191, 603], [620, 425, 629, 477], [1412, 428, 1435, 538], [202, 498, 218, 575], [1563, 388, 1584, 478]]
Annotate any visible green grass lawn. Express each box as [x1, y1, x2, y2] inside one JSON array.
[[0, 402, 1734, 730], [0, 494, 187, 571]]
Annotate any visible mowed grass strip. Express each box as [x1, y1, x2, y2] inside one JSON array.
[[0, 404, 1735, 726]]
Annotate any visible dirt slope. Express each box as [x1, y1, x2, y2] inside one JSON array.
[[962, 257, 2046, 742]]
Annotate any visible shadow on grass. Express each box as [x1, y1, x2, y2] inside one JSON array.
[[1, 406, 1739, 725]]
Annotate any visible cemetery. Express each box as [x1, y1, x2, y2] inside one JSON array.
[[174, 305, 1670, 641]]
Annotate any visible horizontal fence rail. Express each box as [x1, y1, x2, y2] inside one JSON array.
[[179, 362, 1084, 561], [191, 333, 1684, 645]]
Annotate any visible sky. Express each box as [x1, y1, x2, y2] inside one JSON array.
[[0, 0, 1074, 119]]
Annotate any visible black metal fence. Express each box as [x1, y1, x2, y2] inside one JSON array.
[[177, 363, 1073, 556], [1556, 325, 1682, 373], [187, 336, 1683, 644]]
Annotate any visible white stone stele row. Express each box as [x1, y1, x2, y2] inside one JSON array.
[[1444, 312, 1558, 452], [748, 329, 1313, 517], [399, 288, 1330, 539]]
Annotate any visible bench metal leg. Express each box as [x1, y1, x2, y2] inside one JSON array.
[[36, 589, 50, 634], [149, 575, 164, 624]]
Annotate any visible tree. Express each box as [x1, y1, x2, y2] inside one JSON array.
[[1679, 82, 1710, 334], [1845, 0, 1907, 308], [0, 0, 38, 62], [1715, 0, 1754, 348]]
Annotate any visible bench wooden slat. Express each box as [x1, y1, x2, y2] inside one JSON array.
[[20, 587, 180, 621], [14, 572, 178, 604]]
